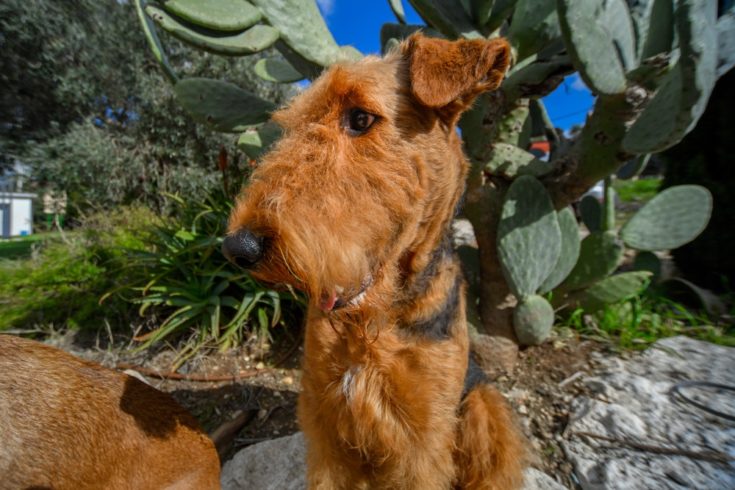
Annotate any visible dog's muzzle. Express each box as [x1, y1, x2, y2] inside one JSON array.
[[222, 229, 265, 269]]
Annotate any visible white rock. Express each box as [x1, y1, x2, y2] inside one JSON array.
[[221, 432, 565, 489], [563, 336, 735, 490]]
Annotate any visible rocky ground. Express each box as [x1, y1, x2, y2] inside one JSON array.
[[41, 329, 735, 489]]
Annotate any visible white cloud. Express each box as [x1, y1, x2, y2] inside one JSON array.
[[316, 0, 336, 16], [569, 74, 588, 92]]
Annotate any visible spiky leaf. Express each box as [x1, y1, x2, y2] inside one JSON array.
[[162, 0, 262, 31], [508, 0, 560, 62], [570, 271, 652, 312], [561, 231, 623, 291], [539, 207, 581, 293], [514, 295, 554, 346], [254, 58, 304, 83], [557, 0, 636, 95], [579, 195, 602, 233], [174, 78, 274, 132], [471, 0, 495, 25], [621, 185, 712, 251], [251, 0, 341, 67], [238, 122, 282, 159], [146, 6, 279, 56], [623, 0, 717, 153], [497, 175, 562, 298]]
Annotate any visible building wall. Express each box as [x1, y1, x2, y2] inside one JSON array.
[[0, 193, 35, 236]]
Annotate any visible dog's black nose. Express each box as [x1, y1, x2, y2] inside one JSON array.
[[222, 229, 265, 269]]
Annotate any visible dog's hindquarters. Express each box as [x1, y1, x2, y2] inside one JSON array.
[[454, 384, 526, 490]]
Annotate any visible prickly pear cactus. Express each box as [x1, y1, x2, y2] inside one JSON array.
[[567, 271, 652, 312], [514, 294, 555, 346], [497, 175, 561, 299], [136, 0, 731, 353], [621, 185, 713, 251], [174, 78, 275, 132]]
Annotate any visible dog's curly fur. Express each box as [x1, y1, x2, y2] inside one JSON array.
[[228, 34, 525, 489]]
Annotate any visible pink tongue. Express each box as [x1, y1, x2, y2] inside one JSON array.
[[319, 290, 338, 312]]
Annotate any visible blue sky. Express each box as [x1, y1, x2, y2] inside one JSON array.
[[316, 0, 594, 130]]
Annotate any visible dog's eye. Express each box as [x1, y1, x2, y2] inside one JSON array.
[[346, 109, 376, 135]]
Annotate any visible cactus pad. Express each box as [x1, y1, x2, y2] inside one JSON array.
[[254, 58, 304, 83], [579, 195, 602, 233], [162, 0, 262, 31], [569, 271, 652, 312], [497, 175, 561, 298], [623, 0, 717, 153], [407, 0, 482, 39], [633, 251, 662, 281], [238, 122, 282, 160], [147, 6, 279, 56], [557, 0, 636, 95], [252, 0, 341, 67], [485, 143, 551, 178], [508, 0, 560, 62], [174, 78, 274, 132], [539, 207, 581, 294], [388, 0, 407, 24], [514, 295, 555, 346], [560, 231, 623, 291], [621, 185, 712, 251]]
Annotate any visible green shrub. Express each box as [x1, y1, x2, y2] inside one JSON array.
[[111, 193, 302, 360], [0, 207, 154, 330]]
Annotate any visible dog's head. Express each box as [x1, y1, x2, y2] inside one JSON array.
[[225, 34, 509, 313]]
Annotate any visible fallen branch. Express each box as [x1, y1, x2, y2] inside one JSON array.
[[571, 431, 734, 465]]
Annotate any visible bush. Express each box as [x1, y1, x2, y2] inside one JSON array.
[[0, 206, 155, 330], [111, 193, 303, 360]]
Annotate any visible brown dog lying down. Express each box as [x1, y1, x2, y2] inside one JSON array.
[[0, 335, 220, 490]]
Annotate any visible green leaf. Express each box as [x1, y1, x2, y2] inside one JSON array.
[[539, 207, 581, 293], [162, 0, 262, 31], [623, 0, 718, 152], [557, 0, 636, 95], [407, 0, 483, 38], [146, 6, 279, 56], [570, 271, 652, 312], [174, 77, 275, 132], [508, 0, 560, 62], [237, 122, 282, 160], [485, 143, 551, 178], [560, 231, 623, 291], [251, 0, 342, 67], [497, 175, 562, 298], [621, 185, 712, 251], [253, 58, 304, 83]]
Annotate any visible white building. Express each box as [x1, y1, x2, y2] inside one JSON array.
[[0, 162, 36, 237], [0, 192, 36, 238]]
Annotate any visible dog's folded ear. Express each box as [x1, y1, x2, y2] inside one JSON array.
[[405, 34, 511, 123]]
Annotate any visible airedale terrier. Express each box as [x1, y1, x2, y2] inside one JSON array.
[[223, 34, 525, 489]]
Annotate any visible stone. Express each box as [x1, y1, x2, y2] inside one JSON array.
[[563, 336, 735, 490], [221, 432, 564, 489], [471, 333, 519, 379]]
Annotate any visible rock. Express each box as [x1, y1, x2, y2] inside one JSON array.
[[221, 432, 306, 490], [221, 432, 563, 489], [563, 336, 735, 490], [471, 333, 519, 378], [452, 218, 477, 248]]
